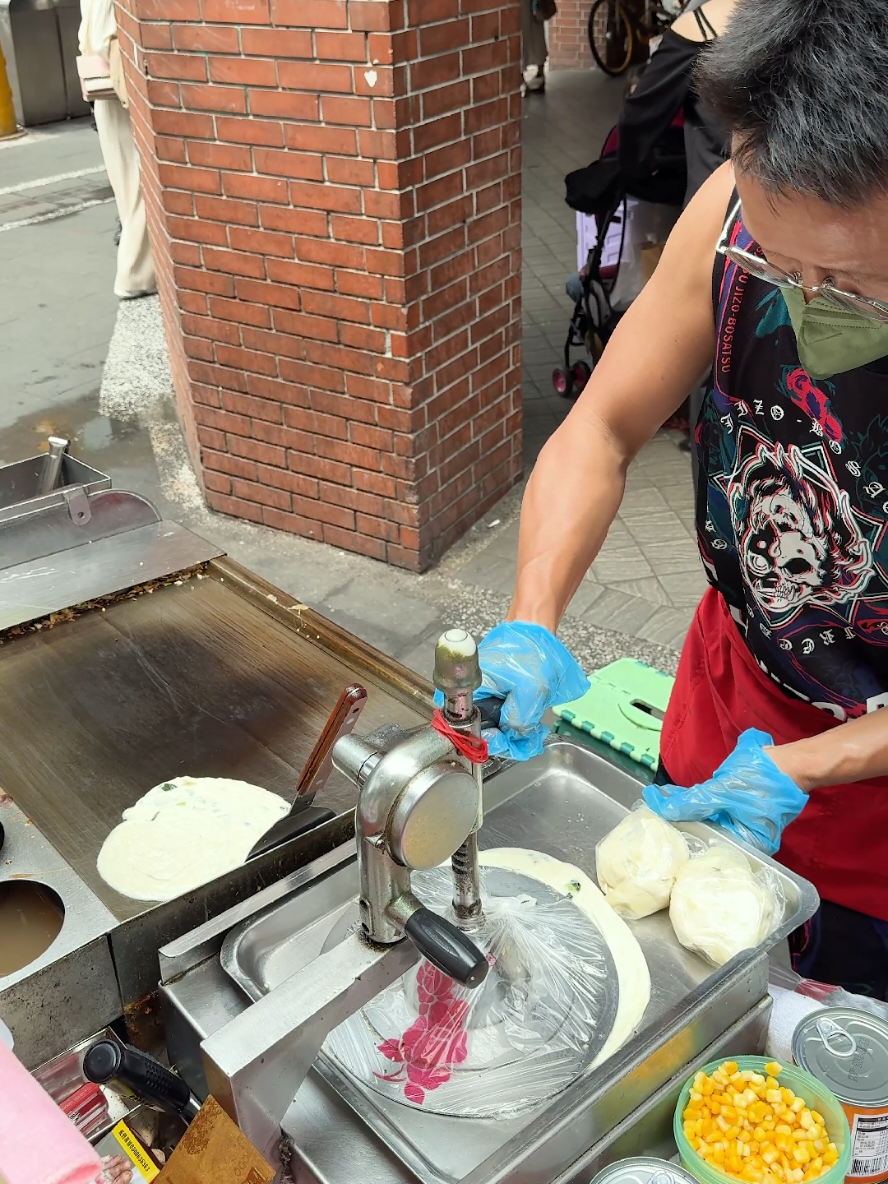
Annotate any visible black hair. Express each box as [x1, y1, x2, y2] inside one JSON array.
[[695, 0, 888, 205]]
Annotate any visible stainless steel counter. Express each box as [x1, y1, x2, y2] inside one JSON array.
[[0, 795, 120, 1067], [159, 738, 815, 1184]]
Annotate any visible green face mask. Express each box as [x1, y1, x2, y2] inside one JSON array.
[[782, 287, 888, 380]]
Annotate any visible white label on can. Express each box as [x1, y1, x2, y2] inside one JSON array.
[[850, 1112, 888, 1178]]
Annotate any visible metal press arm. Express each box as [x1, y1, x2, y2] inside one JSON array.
[[203, 932, 420, 1169]]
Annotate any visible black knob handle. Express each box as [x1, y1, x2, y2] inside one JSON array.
[[404, 907, 489, 988], [84, 1041, 196, 1120], [477, 697, 503, 730]]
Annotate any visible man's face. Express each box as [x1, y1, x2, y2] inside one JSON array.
[[734, 167, 888, 305]]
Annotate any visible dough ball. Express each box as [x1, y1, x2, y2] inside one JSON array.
[[669, 844, 780, 966], [97, 776, 289, 902], [596, 806, 690, 919]]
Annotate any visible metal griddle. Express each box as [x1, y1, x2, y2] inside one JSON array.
[[0, 562, 426, 924], [0, 442, 436, 1063]]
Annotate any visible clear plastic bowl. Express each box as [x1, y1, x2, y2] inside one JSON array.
[[673, 1055, 851, 1184]]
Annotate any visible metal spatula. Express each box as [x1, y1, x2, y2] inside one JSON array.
[[248, 683, 367, 859]]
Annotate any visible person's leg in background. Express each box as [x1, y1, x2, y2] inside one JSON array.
[[93, 97, 156, 299], [522, 0, 548, 92]]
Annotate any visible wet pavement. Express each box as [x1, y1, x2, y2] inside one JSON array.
[[0, 71, 705, 683]]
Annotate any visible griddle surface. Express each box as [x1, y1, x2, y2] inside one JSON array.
[[0, 572, 423, 921]]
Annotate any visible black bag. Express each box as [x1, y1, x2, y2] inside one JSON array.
[[533, 0, 557, 22]]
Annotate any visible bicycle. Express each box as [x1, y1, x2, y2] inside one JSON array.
[[587, 0, 686, 76]]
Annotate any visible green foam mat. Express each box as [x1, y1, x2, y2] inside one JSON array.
[[552, 657, 674, 770]]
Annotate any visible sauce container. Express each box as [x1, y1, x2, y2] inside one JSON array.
[[794, 1009, 888, 1184]]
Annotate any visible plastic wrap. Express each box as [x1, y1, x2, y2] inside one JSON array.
[[323, 864, 617, 1117], [669, 844, 784, 966], [642, 728, 808, 856], [596, 804, 690, 919]]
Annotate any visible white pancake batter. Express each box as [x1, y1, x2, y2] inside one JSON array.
[[97, 776, 289, 901], [480, 847, 651, 1066]]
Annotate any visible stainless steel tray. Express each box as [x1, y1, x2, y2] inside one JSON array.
[[220, 738, 817, 1184]]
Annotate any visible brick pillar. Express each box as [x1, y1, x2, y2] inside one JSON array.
[[115, 0, 523, 571], [548, 1, 594, 70]]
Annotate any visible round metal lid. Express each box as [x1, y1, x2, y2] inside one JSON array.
[[793, 1007, 888, 1106], [324, 865, 620, 1117], [591, 1157, 698, 1184]]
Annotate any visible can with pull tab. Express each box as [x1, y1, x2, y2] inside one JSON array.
[[590, 1158, 699, 1184], [793, 1008, 888, 1184]]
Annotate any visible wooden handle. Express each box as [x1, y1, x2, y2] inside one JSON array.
[[294, 684, 368, 805]]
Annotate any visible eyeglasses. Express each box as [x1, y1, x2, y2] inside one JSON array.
[[716, 198, 888, 324]]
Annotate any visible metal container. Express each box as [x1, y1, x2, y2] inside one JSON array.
[[0, 0, 89, 126], [590, 1158, 697, 1184], [793, 1008, 888, 1183], [160, 736, 816, 1184]]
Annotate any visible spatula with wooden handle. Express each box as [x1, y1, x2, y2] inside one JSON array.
[[248, 683, 367, 859]]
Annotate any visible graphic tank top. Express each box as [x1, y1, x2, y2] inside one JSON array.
[[697, 207, 888, 722]]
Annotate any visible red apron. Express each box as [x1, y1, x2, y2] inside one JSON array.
[[661, 587, 888, 921]]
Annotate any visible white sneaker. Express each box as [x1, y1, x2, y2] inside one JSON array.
[[524, 66, 545, 92]]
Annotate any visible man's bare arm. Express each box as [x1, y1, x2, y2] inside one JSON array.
[[768, 711, 888, 792], [508, 164, 734, 632]]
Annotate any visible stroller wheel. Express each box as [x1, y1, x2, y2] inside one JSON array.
[[571, 361, 592, 393], [552, 367, 576, 398]]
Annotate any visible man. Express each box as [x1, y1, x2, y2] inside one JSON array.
[[478, 0, 888, 996]]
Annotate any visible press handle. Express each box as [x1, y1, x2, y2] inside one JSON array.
[[404, 907, 489, 988], [83, 1040, 198, 1121], [477, 697, 503, 730]]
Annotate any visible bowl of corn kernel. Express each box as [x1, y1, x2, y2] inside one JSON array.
[[674, 1057, 851, 1184]]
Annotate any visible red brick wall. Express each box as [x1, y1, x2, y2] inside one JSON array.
[[547, 0, 593, 69], [115, 0, 523, 572]]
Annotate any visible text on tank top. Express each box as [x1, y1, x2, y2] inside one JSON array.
[[696, 205, 888, 723]]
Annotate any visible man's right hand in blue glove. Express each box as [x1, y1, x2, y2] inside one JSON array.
[[474, 621, 589, 760]]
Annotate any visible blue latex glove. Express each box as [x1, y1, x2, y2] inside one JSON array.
[[642, 729, 808, 856], [436, 621, 589, 761]]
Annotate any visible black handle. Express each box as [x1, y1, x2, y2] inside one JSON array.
[[404, 907, 489, 988], [83, 1041, 197, 1121], [477, 697, 503, 730]]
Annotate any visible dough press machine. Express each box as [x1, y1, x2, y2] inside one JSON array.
[[159, 632, 819, 1184]]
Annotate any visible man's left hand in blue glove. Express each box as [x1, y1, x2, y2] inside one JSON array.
[[642, 729, 809, 856]]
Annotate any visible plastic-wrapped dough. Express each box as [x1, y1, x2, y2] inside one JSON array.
[[596, 805, 690, 919], [669, 844, 783, 966]]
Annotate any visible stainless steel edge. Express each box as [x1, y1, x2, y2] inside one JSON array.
[[551, 994, 773, 1184], [160, 840, 357, 984], [0, 797, 120, 1067], [0, 520, 223, 631], [473, 952, 769, 1184], [114, 815, 356, 1007]]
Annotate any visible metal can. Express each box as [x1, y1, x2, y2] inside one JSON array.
[[591, 1158, 699, 1184], [793, 1008, 888, 1183]]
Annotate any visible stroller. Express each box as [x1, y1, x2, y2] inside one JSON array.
[[554, 122, 686, 398]]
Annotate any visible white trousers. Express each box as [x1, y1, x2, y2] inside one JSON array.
[[94, 97, 156, 298]]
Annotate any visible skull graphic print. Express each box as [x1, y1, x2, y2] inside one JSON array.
[[727, 430, 873, 625]]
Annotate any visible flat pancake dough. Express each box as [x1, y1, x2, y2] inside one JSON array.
[[480, 848, 651, 1067], [97, 776, 289, 902]]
